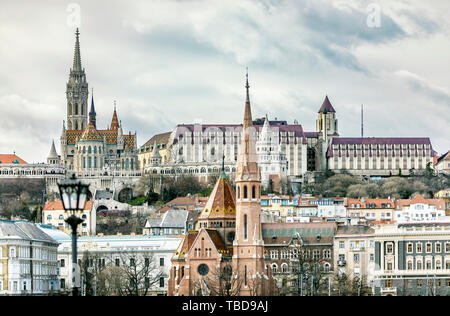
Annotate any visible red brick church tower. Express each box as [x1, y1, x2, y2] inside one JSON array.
[[232, 72, 273, 296], [167, 73, 275, 296]]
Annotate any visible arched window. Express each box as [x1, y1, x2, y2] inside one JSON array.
[[271, 263, 278, 274], [88, 146, 92, 154], [252, 185, 256, 199], [94, 157, 97, 168], [237, 186, 240, 199], [281, 263, 288, 274], [244, 214, 248, 240], [88, 157, 92, 169], [244, 186, 248, 199], [94, 146, 97, 154]]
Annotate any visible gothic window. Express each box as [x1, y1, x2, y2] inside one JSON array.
[[244, 186, 248, 199], [237, 186, 240, 199], [94, 157, 97, 168], [75, 103, 78, 115], [88, 146, 92, 154], [88, 157, 91, 169], [68, 103, 72, 115], [94, 146, 97, 154], [252, 185, 256, 199]]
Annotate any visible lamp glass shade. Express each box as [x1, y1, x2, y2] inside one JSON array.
[[58, 175, 89, 212]]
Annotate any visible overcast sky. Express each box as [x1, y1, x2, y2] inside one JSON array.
[[0, 0, 448, 163]]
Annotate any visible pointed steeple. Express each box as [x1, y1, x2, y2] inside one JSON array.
[[318, 95, 336, 113], [243, 68, 253, 129], [221, 152, 227, 179], [73, 28, 82, 72], [67, 27, 88, 131], [89, 88, 96, 127], [110, 101, 120, 130], [236, 70, 260, 182]]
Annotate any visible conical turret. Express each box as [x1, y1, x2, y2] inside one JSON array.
[[47, 140, 59, 165]]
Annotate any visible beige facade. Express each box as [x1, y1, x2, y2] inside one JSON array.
[[328, 138, 435, 176], [43, 201, 95, 236]]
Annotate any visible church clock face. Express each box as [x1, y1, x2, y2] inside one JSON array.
[[198, 264, 209, 276]]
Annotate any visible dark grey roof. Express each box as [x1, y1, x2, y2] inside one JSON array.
[[160, 209, 188, 228], [146, 209, 188, 228], [0, 220, 58, 244], [95, 189, 113, 199], [336, 225, 375, 236]]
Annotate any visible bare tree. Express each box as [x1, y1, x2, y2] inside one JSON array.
[[115, 252, 166, 296], [205, 263, 243, 296], [286, 236, 331, 296], [332, 271, 371, 296]]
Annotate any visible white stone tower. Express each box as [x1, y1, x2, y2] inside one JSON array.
[[66, 28, 88, 130]]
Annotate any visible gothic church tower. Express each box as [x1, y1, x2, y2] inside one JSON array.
[[66, 28, 88, 130]]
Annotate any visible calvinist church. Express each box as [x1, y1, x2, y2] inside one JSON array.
[[167, 75, 277, 296]]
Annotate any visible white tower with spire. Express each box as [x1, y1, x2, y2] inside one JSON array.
[[66, 28, 88, 130], [47, 140, 59, 165], [256, 114, 288, 191]]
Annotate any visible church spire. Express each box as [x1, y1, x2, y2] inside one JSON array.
[[89, 88, 96, 127], [236, 70, 259, 182], [243, 68, 252, 129], [73, 28, 82, 72], [110, 101, 120, 130], [67, 27, 88, 130]]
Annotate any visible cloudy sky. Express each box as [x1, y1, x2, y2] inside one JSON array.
[[0, 0, 448, 163]]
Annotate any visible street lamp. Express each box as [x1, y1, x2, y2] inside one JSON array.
[[58, 174, 89, 296]]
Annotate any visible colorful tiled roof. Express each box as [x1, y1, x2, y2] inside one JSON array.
[[199, 174, 236, 220], [66, 129, 136, 148], [79, 123, 104, 142]]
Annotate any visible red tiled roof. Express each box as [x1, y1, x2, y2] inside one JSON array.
[[346, 198, 395, 209], [44, 200, 93, 211], [0, 154, 27, 164], [395, 194, 445, 210]]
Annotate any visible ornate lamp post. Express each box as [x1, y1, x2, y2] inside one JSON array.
[[58, 174, 89, 296]]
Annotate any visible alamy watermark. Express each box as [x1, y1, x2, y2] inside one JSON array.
[[366, 3, 381, 28], [66, 3, 81, 28]]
